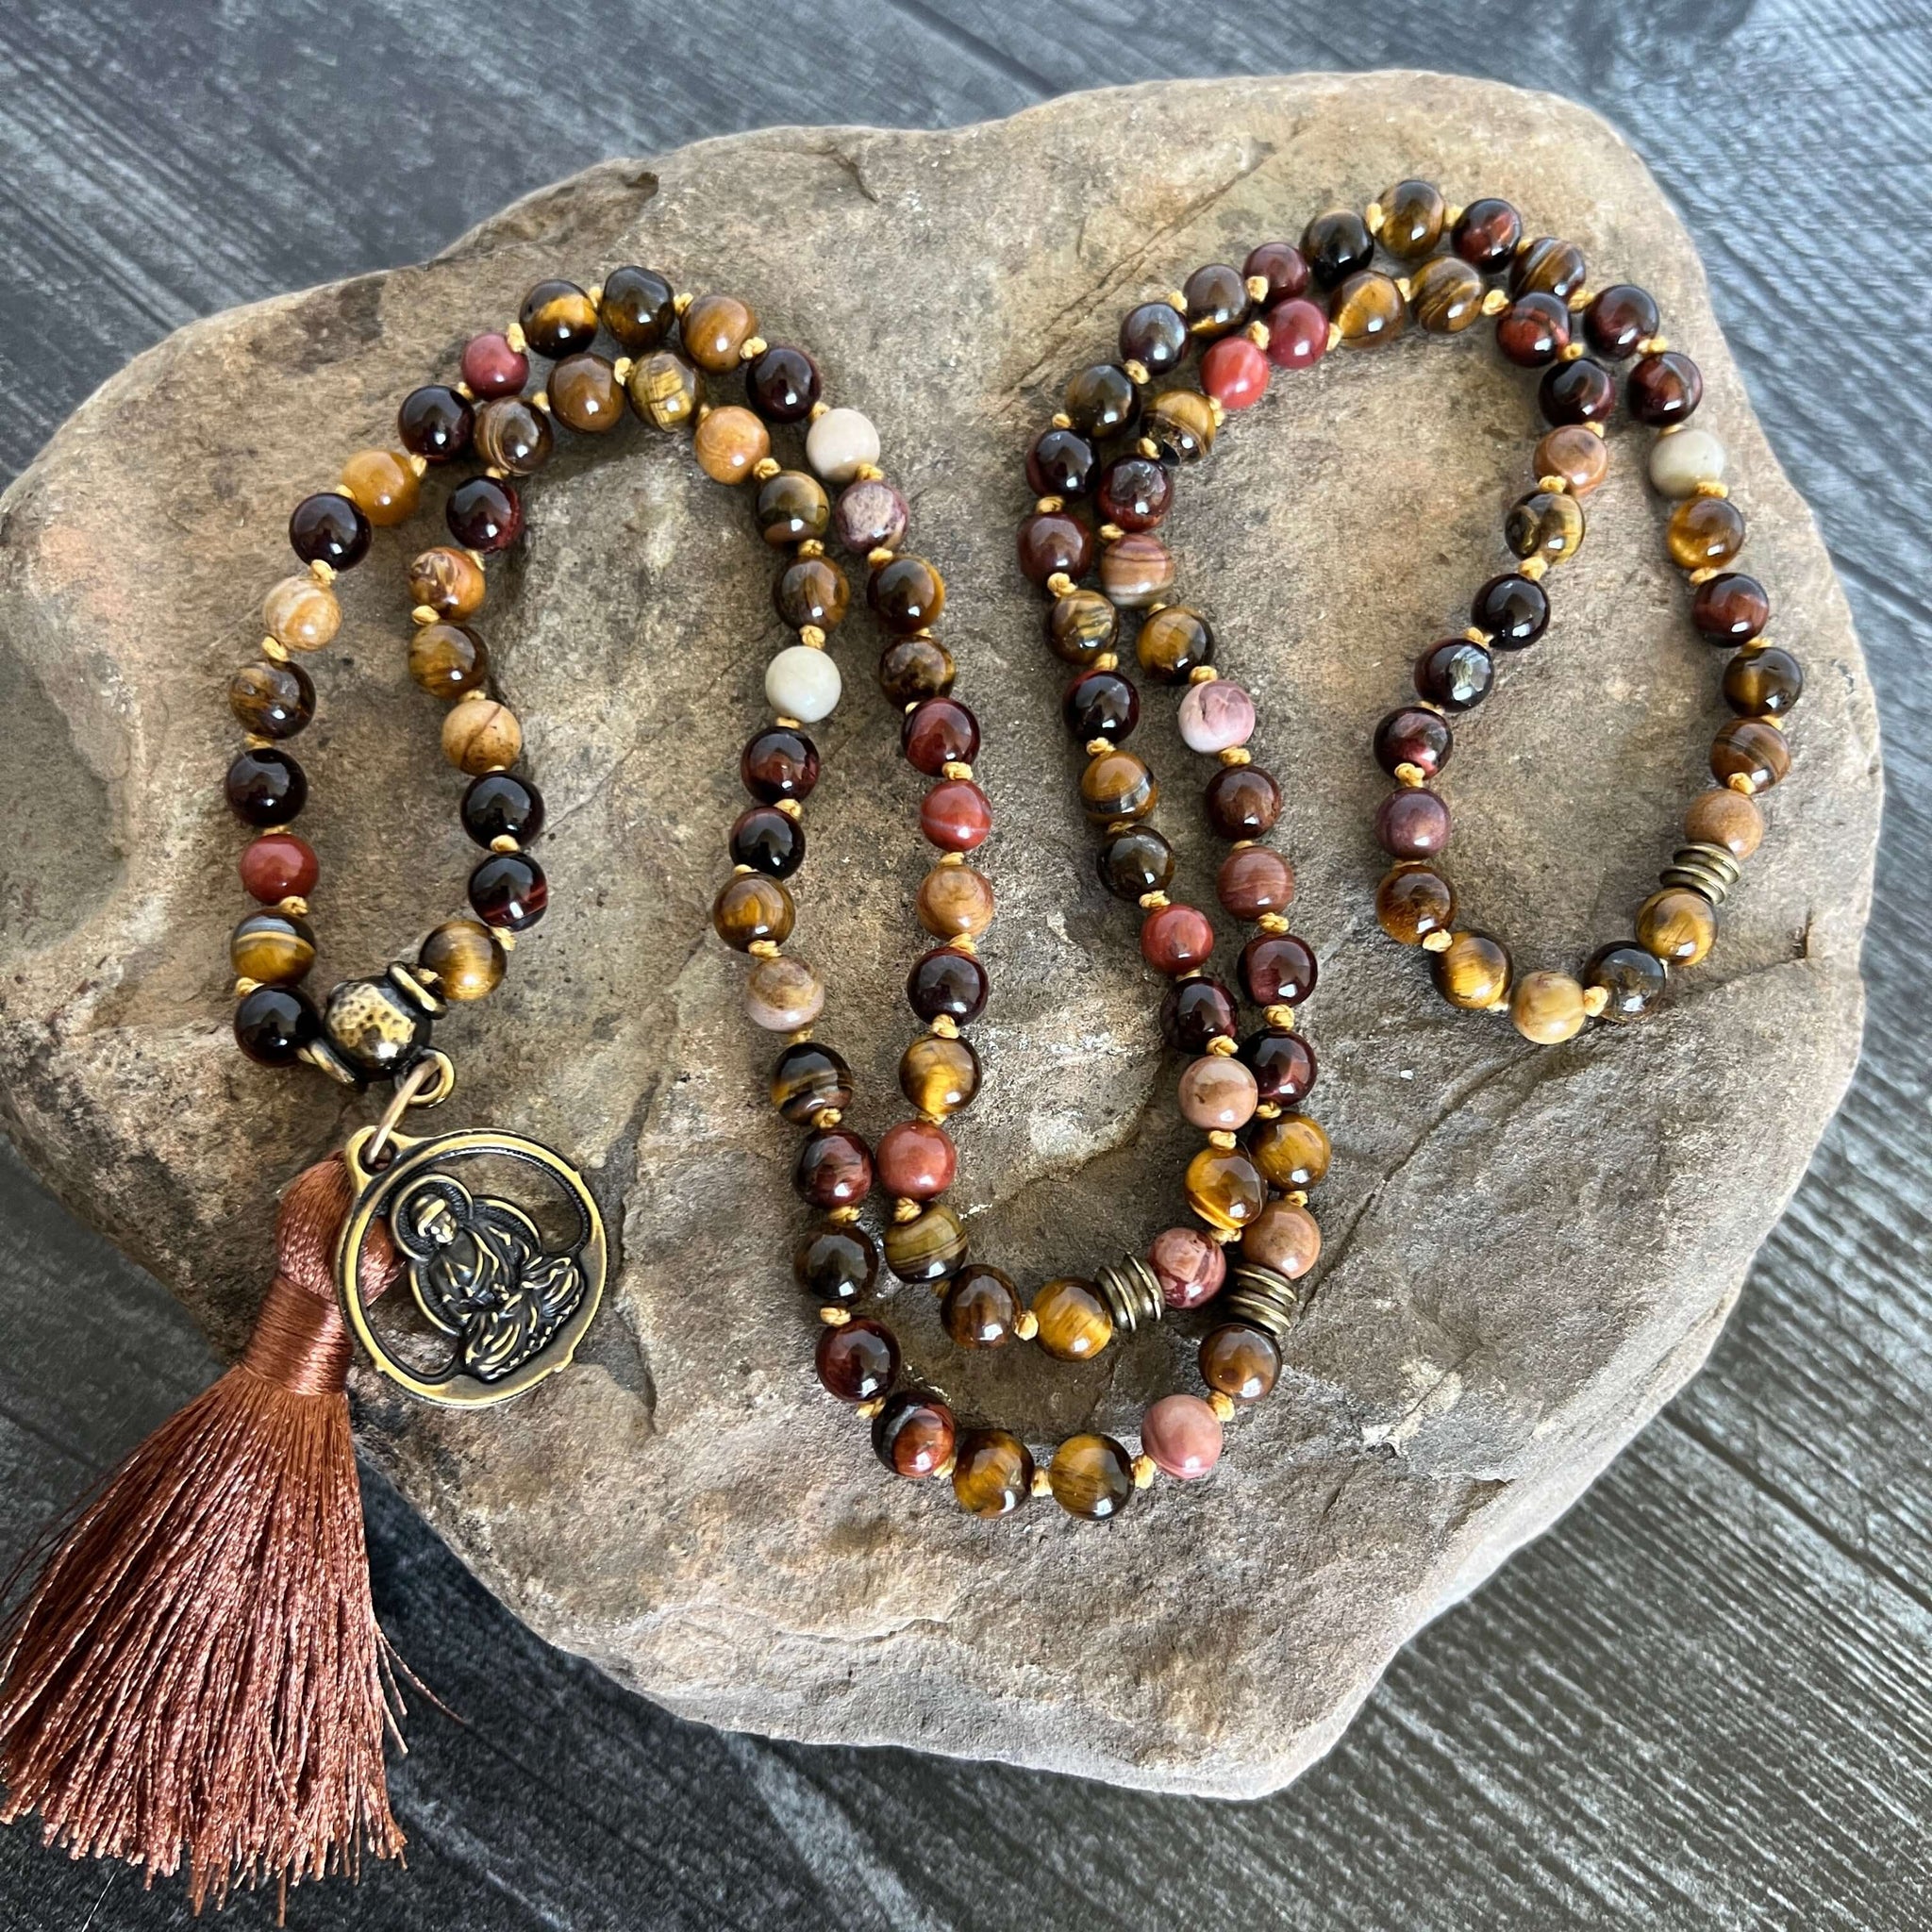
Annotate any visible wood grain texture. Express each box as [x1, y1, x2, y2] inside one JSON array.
[[0, 0, 1926, 1925]]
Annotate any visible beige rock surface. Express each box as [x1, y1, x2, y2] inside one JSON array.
[[0, 73, 1878, 1795]]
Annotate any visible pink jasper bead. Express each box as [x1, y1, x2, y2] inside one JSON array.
[[1243, 1199, 1322, 1278], [1141, 1393, 1224, 1480], [1178, 679, 1256, 755], [875, 1119, 957, 1201], [919, 777, 992, 851], [1264, 296, 1329, 369], [1177, 1055, 1258, 1130], [1149, 1225, 1226, 1309], [461, 331, 529, 398], [1141, 902, 1215, 975], [1201, 334, 1269, 410]]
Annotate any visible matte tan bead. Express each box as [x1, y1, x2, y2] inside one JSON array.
[[1684, 785, 1764, 859], [1638, 887, 1716, 966], [693, 405, 772, 484], [340, 447, 419, 526], [1030, 1276, 1113, 1361], [262, 574, 341, 652], [1534, 425, 1609, 498], [1247, 1111, 1330, 1190], [917, 864, 994, 938], [418, 918, 505, 1002], [407, 546, 486, 619], [627, 351, 699, 430], [1510, 970, 1589, 1043], [682, 293, 758, 373], [441, 697, 521, 774], [1433, 931, 1512, 1010], [1242, 1199, 1321, 1278], [745, 954, 824, 1031]]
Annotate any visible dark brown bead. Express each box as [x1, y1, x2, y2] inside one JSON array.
[[1496, 293, 1570, 367], [745, 344, 821, 423], [742, 726, 820, 802], [1301, 209, 1373, 289], [1016, 511, 1092, 587], [1375, 788, 1450, 858], [771, 1041, 854, 1124], [549, 353, 624, 434], [446, 475, 522, 553], [1724, 646, 1804, 718], [775, 556, 849, 630], [1505, 489, 1584, 565], [598, 265, 675, 352], [816, 1318, 898, 1403], [877, 637, 956, 705], [1062, 362, 1139, 438], [712, 873, 794, 951], [288, 491, 370, 570], [942, 1265, 1024, 1348], [1584, 941, 1668, 1024], [228, 658, 313, 740], [1584, 284, 1660, 359], [225, 747, 306, 826], [1217, 845, 1293, 919], [1628, 352, 1704, 426], [1199, 1322, 1280, 1403], [1062, 668, 1139, 743], [795, 1221, 879, 1306], [1453, 197, 1522, 270], [1205, 763, 1280, 840], [1510, 237, 1588, 301], [794, 1126, 873, 1210], [1096, 456, 1171, 531], [1415, 638, 1494, 710], [1472, 573, 1550, 648], [1241, 1026, 1316, 1106], [907, 946, 988, 1024], [1026, 426, 1098, 498], [757, 469, 831, 547], [397, 384, 474, 462], [872, 1391, 956, 1480], [1376, 863, 1456, 944], [1160, 973, 1238, 1051], [1079, 748, 1157, 822], [1183, 261, 1250, 338], [1539, 357, 1616, 426], [1711, 716, 1791, 791], [1374, 707, 1452, 778], [1047, 1434, 1135, 1520], [474, 396, 553, 475], [1097, 824, 1174, 902], [518, 278, 598, 357], [1692, 573, 1771, 645], [1377, 177, 1446, 258], [467, 851, 546, 930], [233, 983, 320, 1067], [869, 556, 944, 635], [1136, 605, 1213, 683], [460, 772, 543, 847], [1244, 240, 1309, 303], [903, 696, 980, 774], [1119, 300, 1190, 375], [729, 805, 804, 878], [1239, 931, 1317, 1007], [1047, 588, 1119, 665], [953, 1430, 1034, 1519]]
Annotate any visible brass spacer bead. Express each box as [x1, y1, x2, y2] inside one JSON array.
[[1263, 1004, 1296, 1030], [1218, 746, 1252, 767], [1132, 1454, 1158, 1490], [1257, 912, 1291, 934], [941, 760, 974, 781], [1207, 1035, 1239, 1058], [774, 798, 803, 821], [1208, 1391, 1237, 1423], [819, 1305, 852, 1326]]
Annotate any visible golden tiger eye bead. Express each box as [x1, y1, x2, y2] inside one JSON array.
[[1030, 1276, 1113, 1361], [408, 621, 490, 697], [1047, 587, 1120, 665], [1145, 389, 1218, 463], [407, 545, 486, 619], [1511, 969, 1589, 1044], [883, 1201, 968, 1284], [917, 863, 994, 938], [1248, 1111, 1331, 1190], [693, 404, 771, 484], [775, 556, 849, 630], [899, 1033, 981, 1116], [1184, 1145, 1266, 1231], [549, 352, 625, 434], [1377, 177, 1446, 258], [418, 918, 506, 1002], [1637, 886, 1717, 966], [1375, 862, 1456, 945], [518, 278, 598, 357], [340, 447, 419, 526], [1331, 270, 1407, 348], [952, 1429, 1034, 1519], [1666, 494, 1746, 571], [441, 697, 521, 774], [1409, 253, 1485, 333], [1710, 716, 1791, 792], [757, 469, 831, 547], [227, 658, 313, 739], [1534, 425, 1609, 498], [262, 574, 341, 652], [1079, 749, 1158, 823], [474, 396, 554, 475], [712, 873, 795, 952], [229, 910, 315, 984], [1199, 1321, 1280, 1403], [1433, 931, 1512, 1009], [1723, 646, 1804, 720], [1136, 604, 1214, 684], [1048, 1433, 1135, 1521], [682, 292, 757, 373], [627, 350, 700, 430], [1505, 489, 1585, 564], [1685, 785, 1764, 859]]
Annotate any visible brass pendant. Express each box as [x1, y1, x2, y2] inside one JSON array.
[[337, 1124, 606, 1407]]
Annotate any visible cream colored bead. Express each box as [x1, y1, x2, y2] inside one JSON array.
[[441, 697, 522, 774], [765, 643, 841, 722], [262, 574, 341, 652], [745, 954, 824, 1032], [1648, 426, 1727, 499], [804, 407, 880, 484]]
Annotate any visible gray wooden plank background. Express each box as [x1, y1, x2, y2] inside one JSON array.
[[2, 1, 1927, 1926]]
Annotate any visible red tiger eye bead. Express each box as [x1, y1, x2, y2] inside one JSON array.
[[901, 697, 979, 775], [1375, 788, 1451, 858], [873, 1391, 956, 1480], [794, 1127, 873, 1209], [1141, 902, 1216, 975], [1239, 931, 1318, 1007], [1217, 845, 1293, 919], [875, 1119, 958, 1200], [1095, 456, 1172, 531], [239, 831, 318, 904], [919, 778, 993, 852], [1201, 334, 1269, 410], [1017, 510, 1092, 586], [1264, 297, 1328, 370], [815, 1318, 899, 1403], [460, 331, 529, 398]]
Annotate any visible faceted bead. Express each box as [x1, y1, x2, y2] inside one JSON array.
[[1263, 296, 1328, 370], [1377, 178, 1446, 258], [1079, 749, 1157, 822], [907, 947, 989, 1025], [756, 470, 830, 547], [1217, 844, 1293, 919], [1511, 970, 1589, 1044], [1375, 787, 1451, 858], [627, 351, 699, 430], [233, 984, 319, 1067], [397, 385, 474, 462], [1137, 606, 1213, 683], [1628, 352, 1704, 426], [262, 574, 341, 651], [228, 658, 313, 739], [225, 748, 306, 826], [884, 1202, 968, 1283], [1098, 824, 1174, 902], [1178, 678, 1256, 754], [598, 265, 675, 352], [1183, 262, 1250, 337], [916, 864, 994, 938], [1692, 572, 1770, 644], [1301, 209, 1374, 289], [517, 279, 598, 357], [1667, 495, 1747, 571], [468, 851, 547, 930], [1245, 240, 1309, 303], [1453, 196, 1523, 270], [1374, 706, 1453, 778], [1433, 931, 1511, 1008], [1415, 638, 1493, 710], [712, 873, 794, 951], [406, 547, 485, 621], [1201, 334, 1269, 408], [1585, 942, 1669, 1024], [230, 910, 314, 985], [771, 1041, 853, 1123], [408, 622, 489, 698], [1411, 255, 1485, 333], [288, 492, 370, 571], [1535, 425, 1608, 498], [1711, 716, 1791, 791], [474, 396, 553, 475], [1145, 389, 1218, 461], [774, 556, 849, 630], [816, 1318, 898, 1404], [941, 1265, 1024, 1348], [794, 1222, 878, 1307], [1584, 284, 1660, 359], [1099, 534, 1174, 608], [766, 644, 841, 723], [1330, 271, 1406, 348], [1244, 1199, 1321, 1278], [1496, 292, 1570, 368], [1141, 1394, 1224, 1481], [952, 1430, 1033, 1517], [869, 557, 944, 634], [1510, 237, 1587, 300], [1239, 931, 1317, 1007], [1027, 426, 1098, 498], [745, 955, 824, 1031], [240, 831, 318, 905], [833, 478, 908, 555], [441, 696, 521, 774], [1016, 510, 1091, 586], [1649, 426, 1726, 498], [460, 330, 529, 398], [1048, 1435, 1135, 1521], [900, 1033, 981, 1116], [1199, 1322, 1280, 1403], [1063, 363, 1138, 438], [1150, 1225, 1227, 1310], [903, 697, 979, 774], [795, 1127, 874, 1210], [1178, 1054, 1258, 1131], [1686, 785, 1765, 858], [1637, 887, 1716, 965], [681, 292, 757, 373], [1120, 299, 1191, 374], [321, 974, 432, 1078], [745, 343, 821, 423], [1184, 1145, 1265, 1231], [742, 726, 820, 802], [872, 1391, 956, 1480], [1062, 668, 1139, 742], [548, 353, 625, 434], [445, 475, 522, 552], [1539, 357, 1616, 426], [693, 405, 771, 485], [1376, 863, 1456, 944], [1248, 1110, 1331, 1190], [461, 772, 543, 847], [340, 447, 418, 526], [876, 1119, 957, 1200], [804, 407, 879, 483], [418, 919, 505, 1003], [1141, 902, 1215, 974], [1031, 1277, 1112, 1361], [1206, 764, 1281, 840], [1505, 489, 1584, 565], [1095, 455, 1173, 529], [1160, 974, 1238, 1052], [920, 779, 992, 853], [1241, 1026, 1317, 1106]]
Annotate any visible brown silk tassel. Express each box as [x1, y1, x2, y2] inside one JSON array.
[[0, 1155, 406, 1911]]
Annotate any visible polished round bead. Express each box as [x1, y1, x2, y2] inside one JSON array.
[[1217, 844, 1293, 919], [418, 919, 504, 1003], [441, 697, 521, 774], [1712, 716, 1791, 791], [1637, 887, 1717, 965], [1137, 606, 1213, 684], [1453, 196, 1523, 270], [1628, 351, 1704, 426], [900, 705, 980, 786], [1206, 764, 1281, 841], [1330, 271, 1406, 349], [1031, 1277, 1113, 1362], [873, 1391, 956, 1481], [1535, 425, 1609, 499], [262, 574, 341, 651], [1178, 1055, 1258, 1131], [1098, 824, 1175, 902], [1375, 787, 1450, 858], [1686, 785, 1765, 858], [1692, 572, 1770, 644], [900, 1032, 981, 1116], [1510, 236, 1587, 300], [1184, 1146, 1265, 1231], [1177, 678, 1256, 754], [474, 396, 553, 475], [550, 353, 625, 434], [230, 910, 314, 985], [1080, 748, 1157, 823], [1505, 489, 1584, 565], [598, 265, 675, 352], [1199, 1322, 1280, 1403], [1102, 533, 1174, 608], [445, 475, 522, 553], [941, 1266, 1024, 1349], [916, 864, 994, 938], [1048, 1434, 1134, 1521], [1149, 1225, 1227, 1310], [1145, 388, 1218, 460], [774, 556, 849, 630], [1248, 1111, 1331, 1190], [1183, 261, 1250, 337], [460, 772, 543, 847], [405, 547, 484, 621], [884, 1203, 968, 1284], [1496, 292, 1570, 368], [397, 384, 474, 462], [1376, 863, 1456, 944], [745, 343, 821, 423], [1433, 931, 1510, 1009], [1244, 1199, 1321, 1278], [795, 1127, 874, 1210], [225, 748, 306, 826], [1244, 240, 1308, 302], [1724, 647, 1804, 722], [877, 1119, 957, 1200], [1027, 425, 1098, 498], [1201, 334, 1269, 408], [239, 831, 317, 904], [1585, 942, 1669, 1024], [1120, 299, 1190, 374], [742, 725, 819, 803], [228, 658, 313, 740], [1584, 284, 1660, 359], [1141, 902, 1215, 975], [1411, 254, 1486, 334], [878, 637, 956, 706], [460, 330, 529, 397], [340, 447, 418, 526], [1415, 638, 1493, 711], [833, 478, 908, 555], [920, 779, 993, 853], [1301, 209, 1373, 289], [907, 947, 989, 1024], [626, 350, 699, 430], [1511, 970, 1589, 1044], [952, 1430, 1033, 1518], [816, 1318, 898, 1404], [794, 1222, 878, 1307], [1239, 931, 1317, 1007], [1096, 455, 1173, 530], [1241, 1026, 1317, 1106], [693, 405, 771, 485], [1649, 426, 1727, 498], [870, 556, 944, 634], [681, 292, 757, 373], [518, 279, 597, 357], [805, 407, 880, 484], [1062, 362, 1138, 438], [745, 954, 824, 1032], [1160, 974, 1238, 1052], [1062, 668, 1139, 743], [1667, 495, 1747, 572], [233, 984, 320, 1067], [755, 471, 830, 550], [1016, 510, 1091, 587], [765, 644, 841, 724], [1473, 572, 1551, 649], [468, 851, 547, 931], [1374, 706, 1453, 779], [1141, 1394, 1224, 1482], [1263, 296, 1328, 370], [771, 1040, 853, 1123], [288, 492, 370, 571], [1376, 177, 1446, 258], [1540, 356, 1616, 426], [712, 873, 794, 951]]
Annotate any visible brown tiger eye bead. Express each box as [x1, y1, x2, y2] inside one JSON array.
[[900, 1032, 982, 1117], [1711, 716, 1791, 791], [1628, 351, 1704, 426], [1692, 572, 1771, 645], [771, 1040, 853, 1124], [1724, 646, 1804, 718], [1248, 1111, 1331, 1190], [1453, 196, 1523, 271], [1378, 177, 1446, 258], [1535, 425, 1609, 498], [1331, 270, 1407, 348], [407, 546, 485, 620], [627, 351, 700, 430], [711, 873, 794, 951], [1016, 510, 1091, 587], [598, 265, 675, 352], [1185, 1146, 1265, 1232], [1217, 844, 1293, 919], [408, 622, 489, 698], [952, 1430, 1033, 1519], [549, 353, 625, 434], [1047, 588, 1119, 665], [1029, 1276, 1112, 1361], [1048, 1434, 1135, 1521], [1685, 785, 1764, 858], [775, 556, 849, 629], [340, 447, 419, 526], [473, 395, 554, 475], [878, 637, 956, 705], [1584, 941, 1668, 1024], [869, 555, 945, 634], [1079, 749, 1158, 823], [942, 1265, 1024, 1348], [693, 405, 771, 485], [916, 863, 994, 938], [757, 470, 830, 547], [794, 1221, 878, 1307], [418, 918, 505, 1002], [1667, 495, 1746, 571], [1199, 1322, 1280, 1403], [1096, 455, 1172, 532], [815, 1317, 898, 1404], [1376, 863, 1457, 944], [873, 1391, 956, 1480], [884, 1202, 968, 1284], [1136, 605, 1213, 683], [1145, 390, 1217, 464], [1505, 489, 1585, 565], [228, 658, 314, 739], [518, 278, 598, 358], [1510, 237, 1587, 301], [794, 1126, 873, 1210], [1638, 887, 1717, 965], [1410, 254, 1485, 333], [1584, 284, 1660, 359], [1183, 261, 1251, 337], [230, 910, 315, 985], [1063, 362, 1139, 438], [1496, 292, 1571, 368], [1206, 763, 1281, 840], [1433, 931, 1512, 1009], [681, 292, 757, 374]]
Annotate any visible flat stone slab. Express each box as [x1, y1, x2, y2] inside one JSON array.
[[0, 73, 1877, 1796]]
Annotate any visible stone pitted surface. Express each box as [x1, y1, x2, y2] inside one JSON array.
[[0, 75, 1878, 1796]]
